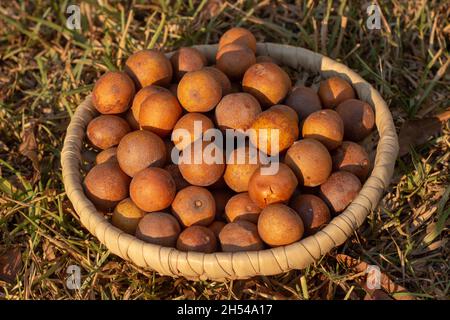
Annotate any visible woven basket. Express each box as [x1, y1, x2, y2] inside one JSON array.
[[61, 43, 399, 281]]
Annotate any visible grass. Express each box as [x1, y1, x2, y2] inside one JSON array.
[[0, 0, 449, 300]]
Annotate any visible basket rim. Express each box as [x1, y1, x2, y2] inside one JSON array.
[[61, 42, 399, 281]]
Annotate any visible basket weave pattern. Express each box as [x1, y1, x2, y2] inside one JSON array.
[[61, 43, 399, 281]]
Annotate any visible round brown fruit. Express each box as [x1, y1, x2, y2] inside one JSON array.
[[177, 70, 222, 112], [96, 147, 117, 164], [216, 44, 256, 79], [215, 93, 261, 131], [269, 105, 299, 124], [125, 49, 172, 88], [170, 47, 207, 81], [92, 71, 135, 114], [302, 109, 344, 150], [248, 163, 298, 208], [117, 130, 166, 177], [178, 141, 225, 186], [224, 145, 261, 192], [171, 186, 215, 227], [131, 85, 170, 126], [284, 139, 332, 187], [249, 108, 299, 155], [336, 99, 375, 141], [172, 113, 215, 150], [285, 86, 322, 120], [258, 204, 304, 247], [218, 27, 257, 53], [208, 221, 226, 237], [84, 161, 130, 211], [138, 91, 182, 137], [318, 76, 355, 109], [130, 167, 176, 212], [176, 226, 217, 253], [164, 164, 190, 191], [135, 212, 180, 247], [242, 62, 292, 107], [332, 141, 370, 182], [291, 194, 330, 236], [218, 220, 264, 252], [319, 171, 362, 213], [87, 115, 130, 150], [225, 192, 261, 223], [204, 66, 232, 95], [112, 198, 145, 234]]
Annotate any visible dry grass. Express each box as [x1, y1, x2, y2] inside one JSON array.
[[0, 0, 449, 300]]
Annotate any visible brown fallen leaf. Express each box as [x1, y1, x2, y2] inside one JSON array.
[[408, 203, 437, 232], [335, 253, 416, 300], [411, 238, 447, 256], [363, 288, 393, 300], [196, 0, 223, 27], [43, 240, 56, 261], [19, 122, 40, 181], [398, 109, 450, 157], [182, 288, 196, 299], [0, 246, 22, 283]]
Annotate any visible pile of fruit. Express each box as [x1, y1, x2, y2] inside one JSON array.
[[83, 27, 375, 253]]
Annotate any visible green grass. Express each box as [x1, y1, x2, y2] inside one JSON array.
[[0, 0, 449, 300]]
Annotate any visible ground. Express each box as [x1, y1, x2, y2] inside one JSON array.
[[0, 1, 449, 300]]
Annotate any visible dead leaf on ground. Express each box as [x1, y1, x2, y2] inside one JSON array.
[[43, 240, 56, 261], [335, 253, 416, 300], [182, 288, 196, 299], [19, 122, 40, 182], [196, 0, 223, 28], [398, 109, 450, 157], [363, 288, 393, 300], [0, 246, 22, 283], [198, 0, 223, 21], [422, 185, 450, 245], [408, 203, 437, 232], [411, 238, 447, 256]]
